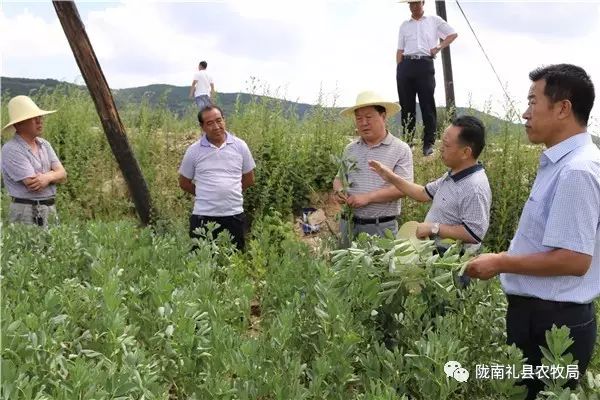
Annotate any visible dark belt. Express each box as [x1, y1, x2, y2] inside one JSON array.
[[507, 294, 591, 310], [404, 55, 432, 60], [344, 215, 397, 225], [12, 197, 55, 206]]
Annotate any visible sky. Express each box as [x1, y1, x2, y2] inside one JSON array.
[[1, 1, 599, 135]]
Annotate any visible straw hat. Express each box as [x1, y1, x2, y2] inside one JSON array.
[[2, 96, 56, 134], [340, 90, 401, 118]]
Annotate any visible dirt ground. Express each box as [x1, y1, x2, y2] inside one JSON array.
[[293, 191, 342, 251]]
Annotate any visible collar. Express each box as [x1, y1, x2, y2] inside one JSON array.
[[448, 162, 484, 182], [359, 131, 394, 147], [200, 131, 234, 148], [15, 134, 42, 150], [410, 14, 427, 22], [542, 132, 591, 165]]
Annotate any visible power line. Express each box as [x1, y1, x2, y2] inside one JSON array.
[[454, 0, 520, 121]]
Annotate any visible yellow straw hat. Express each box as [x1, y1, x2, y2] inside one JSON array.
[[340, 90, 401, 118], [2, 95, 56, 134]]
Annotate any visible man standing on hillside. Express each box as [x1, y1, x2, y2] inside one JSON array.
[[178, 105, 255, 250], [189, 60, 215, 109], [1, 95, 67, 227], [396, 0, 457, 156], [333, 90, 413, 247], [466, 64, 600, 399]]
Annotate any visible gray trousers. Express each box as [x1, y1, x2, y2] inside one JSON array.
[[9, 203, 58, 227], [339, 218, 398, 248], [195, 95, 212, 110]]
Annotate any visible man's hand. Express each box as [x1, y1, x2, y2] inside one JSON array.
[[430, 46, 441, 58], [416, 222, 433, 239], [368, 160, 395, 183], [25, 173, 52, 192], [465, 253, 506, 280], [346, 193, 371, 208]]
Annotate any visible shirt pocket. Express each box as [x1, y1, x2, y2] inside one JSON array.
[[519, 196, 547, 240]]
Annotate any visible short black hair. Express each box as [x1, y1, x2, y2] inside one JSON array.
[[373, 105, 386, 115], [453, 115, 486, 159], [198, 105, 224, 125], [199, 61, 208, 69], [529, 64, 595, 126]]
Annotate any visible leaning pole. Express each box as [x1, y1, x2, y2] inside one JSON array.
[[53, 0, 155, 226]]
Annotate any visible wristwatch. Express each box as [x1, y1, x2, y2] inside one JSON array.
[[431, 223, 440, 237]]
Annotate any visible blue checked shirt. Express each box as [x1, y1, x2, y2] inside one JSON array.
[[500, 133, 600, 303]]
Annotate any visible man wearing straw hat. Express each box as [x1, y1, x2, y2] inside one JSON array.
[[396, 0, 457, 156], [333, 90, 413, 247], [1, 95, 66, 227]]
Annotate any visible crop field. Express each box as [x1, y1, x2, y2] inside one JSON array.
[[1, 86, 599, 399]]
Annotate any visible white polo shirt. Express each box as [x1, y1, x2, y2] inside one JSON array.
[[398, 15, 456, 57], [179, 132, 255, 217], [193, 70, 214, 97]]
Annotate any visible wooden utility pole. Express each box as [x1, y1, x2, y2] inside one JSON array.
[[53, 1, 155, 226], [435, 0, 456, 119]]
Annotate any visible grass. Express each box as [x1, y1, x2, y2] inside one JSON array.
[[3, 85, 599, 399]]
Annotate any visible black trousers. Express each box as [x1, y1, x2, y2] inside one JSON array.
[[506, 295, 597, 400], [396, 58, 437, 146], [189, 213, 246, 250]]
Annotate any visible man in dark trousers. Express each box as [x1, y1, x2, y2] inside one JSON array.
[[466, 64, 599, 399], [396, 0, 457, 156], [178, 105, 255, 250]]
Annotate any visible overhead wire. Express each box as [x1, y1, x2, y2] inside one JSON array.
[[454, 0, 521, 121]]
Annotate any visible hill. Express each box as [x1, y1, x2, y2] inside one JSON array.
[[2, 76, 522, 133]]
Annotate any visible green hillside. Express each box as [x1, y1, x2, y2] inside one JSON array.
[[1, 76, 534, 135]]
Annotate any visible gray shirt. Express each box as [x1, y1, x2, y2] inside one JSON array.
[[341, 133, 413, 218], [424, 163, 492, 245], [179, 131, 255, 217], [1, 135, 60, 200]]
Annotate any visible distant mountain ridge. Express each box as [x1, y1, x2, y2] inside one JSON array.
[[0, 76, 526, 134]]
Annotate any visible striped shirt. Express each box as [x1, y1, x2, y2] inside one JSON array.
[[424, 163, 492, 249], [500, 133, 600, 303], [1, 135, 60, 200], [341, 133, 413, 218]]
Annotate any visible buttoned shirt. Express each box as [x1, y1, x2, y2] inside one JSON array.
[[341, 133, 413, 218], [179, 132, 255, 217], [424, 163, 492, 250], [398, 15, 456, 57], [500, 133, 600, 303], [1, 135, 60, 200]]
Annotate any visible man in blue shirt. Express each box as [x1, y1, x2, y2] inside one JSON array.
[[466, 64, 600, 399]]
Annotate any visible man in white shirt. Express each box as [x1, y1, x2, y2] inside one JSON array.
[[396, 0, 457, 156], [178, 105, 255, 250], [189, 60, 215, 110]]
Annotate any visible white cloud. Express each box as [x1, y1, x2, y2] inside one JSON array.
[[0, 7, 69, 57], [1, 1, 599, 134]]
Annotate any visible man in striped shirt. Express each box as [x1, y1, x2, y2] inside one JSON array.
[[333, 91, 413, 247], [369, 115, 491, 254], [466, 64, 600, 399]]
